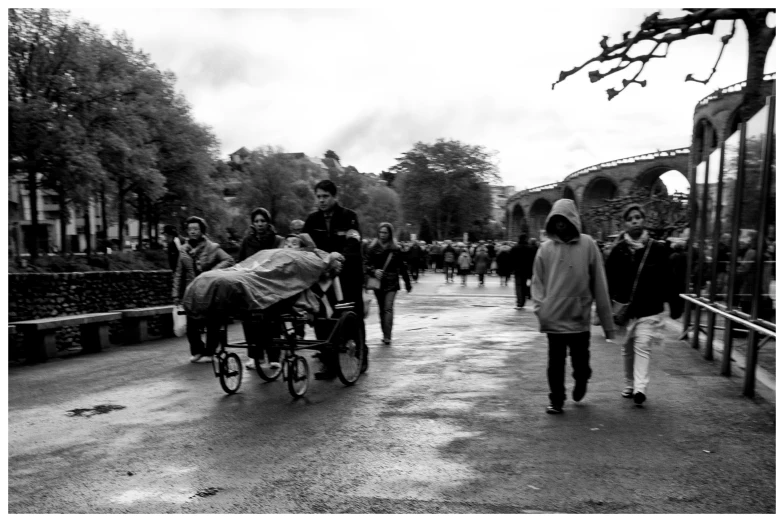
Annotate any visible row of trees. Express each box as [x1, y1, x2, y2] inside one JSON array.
[[223, 139, 502, 244], [9, 9, 229, 258], [7, 9, 515, 256]]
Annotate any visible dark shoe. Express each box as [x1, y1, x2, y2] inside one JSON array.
[[633, 392, 646, 405], [382, 338, 391, 345], [572, 381, 587, 402], [621, 388, 634, 398], [546, 404, 563, 414]]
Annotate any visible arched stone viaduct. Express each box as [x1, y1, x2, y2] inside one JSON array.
[[506, 150, 690, 240], [506, 73, 776, 241]]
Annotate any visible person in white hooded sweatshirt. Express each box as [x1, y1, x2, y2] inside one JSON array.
[[531, 199, 616, 414]]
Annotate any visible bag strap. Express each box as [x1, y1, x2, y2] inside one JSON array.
[[380, 251, 393, 274], [629, 240, 652, 304]]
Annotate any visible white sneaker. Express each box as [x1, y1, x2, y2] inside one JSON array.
[[245, 360, 256, 370], [190, 355, 203, 363], [269, 362, 281, 370]]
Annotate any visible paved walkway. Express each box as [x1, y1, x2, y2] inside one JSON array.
[[7, 276, 777, 513]]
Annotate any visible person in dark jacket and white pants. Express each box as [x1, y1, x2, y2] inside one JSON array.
[[605, 204, 682, 407]]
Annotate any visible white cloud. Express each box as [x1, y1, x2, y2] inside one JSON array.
[[66, 7, 776, 191]]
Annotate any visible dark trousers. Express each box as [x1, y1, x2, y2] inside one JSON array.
[[373, 289, 397, 340], [241, 318, 281, 363], [444, 263, 455, 281], [546, 332, 592, 407], [514, 273, 528, 307], [410, 264, 419, 282], [187, 317, 222, 357]]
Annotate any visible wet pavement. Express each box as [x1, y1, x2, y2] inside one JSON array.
[[7, 272, 776, 513]]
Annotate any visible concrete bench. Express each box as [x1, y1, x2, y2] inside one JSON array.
[[10, 312, 122, 361], [115, 306, 174, 344]]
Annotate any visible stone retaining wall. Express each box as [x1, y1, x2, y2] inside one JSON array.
[[8, 271, 173, 357]]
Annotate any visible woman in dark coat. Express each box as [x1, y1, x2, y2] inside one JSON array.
[[237, 207, 284, 370], [364, 222, 412, 345], [238, 207, 284, 261]]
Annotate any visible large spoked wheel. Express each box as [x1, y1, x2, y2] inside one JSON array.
[[254, 349, 283, 382], [286, 355, 310, 398], [334, 311, 362, 386], [219, 352, 243, 394]]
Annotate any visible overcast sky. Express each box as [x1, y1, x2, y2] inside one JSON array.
[[66, 6, 776, 192]]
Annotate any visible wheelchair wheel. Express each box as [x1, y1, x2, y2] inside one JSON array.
[[334, 311, 362, 386], [219, 352, 243, 394], [286, 355, 310, 398], [254, 350, 283, 382]]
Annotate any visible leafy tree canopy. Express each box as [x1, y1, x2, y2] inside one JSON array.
[[391, 139, 499, 240]]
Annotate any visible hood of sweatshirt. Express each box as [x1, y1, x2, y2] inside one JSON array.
[[544, 199, 581, 242]]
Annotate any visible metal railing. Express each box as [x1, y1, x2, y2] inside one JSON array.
[[682, 95, 776, 398]]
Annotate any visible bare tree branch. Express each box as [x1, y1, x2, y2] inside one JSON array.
[[685, 20, 737, 85], [551, 9, 773, 100]]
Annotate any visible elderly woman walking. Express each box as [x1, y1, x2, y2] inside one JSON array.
[[364, 222, 412, 345], [606, 204, 681, 407]]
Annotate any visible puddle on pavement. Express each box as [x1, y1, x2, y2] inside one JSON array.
[[190, 487, 222, 499], [66, 404, 126, 417]]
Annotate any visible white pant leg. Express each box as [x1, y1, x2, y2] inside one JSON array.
[[629, 314, 664, 395], [620, 324, 634, 390]]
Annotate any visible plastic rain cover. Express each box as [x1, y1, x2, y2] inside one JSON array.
[[182, 248, 332, 319]]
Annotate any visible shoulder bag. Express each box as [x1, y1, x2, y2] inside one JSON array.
[[612, 240, 652, 327], [366, 251, 393, 290]]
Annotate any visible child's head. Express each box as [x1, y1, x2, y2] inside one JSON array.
[[285, 235, 303, 250]]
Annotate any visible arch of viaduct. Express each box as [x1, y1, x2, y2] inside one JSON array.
[[506, 148, 690, 240], [507, 73, 776, 241]]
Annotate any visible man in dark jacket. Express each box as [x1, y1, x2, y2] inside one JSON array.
[[303, 179, 360, 257], [303, 180, 366, 377], [510, 233, 536, 309]]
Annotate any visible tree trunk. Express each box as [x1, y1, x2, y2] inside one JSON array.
[[740, 16, 776, 122], [148, 201, 156, 249], [26, 165, 39, 259], [58, 188, 69, 255], [83, 201, 92, 256], [100, 184, 108, 247], [118, 180, 126, 252], [137, 191, 145, 251]]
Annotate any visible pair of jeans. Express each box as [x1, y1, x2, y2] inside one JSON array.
[[621, 313, 664, 395], [373, 289, 397, 341], [186, 316, 221, 357], [514, 273, 528, 307], [546, 331, 592, 407]]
